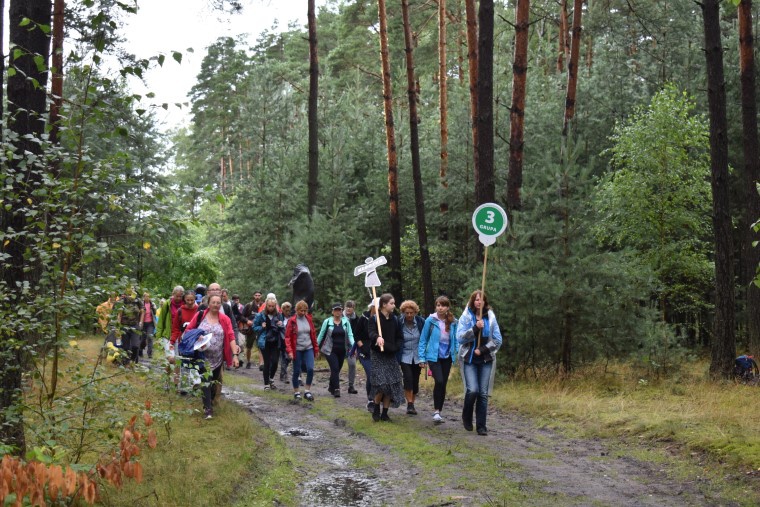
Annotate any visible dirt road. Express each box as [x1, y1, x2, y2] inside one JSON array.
[[223, 364, 750, 506]]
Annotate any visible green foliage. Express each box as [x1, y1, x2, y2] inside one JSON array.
[[594, 85, 714, 322]]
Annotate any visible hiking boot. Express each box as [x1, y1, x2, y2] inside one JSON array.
[[380, 412, 392, 422], [462, 416, 473, 432], [245, 362, 251, 369], [332, 389, 340, 398], [432, 412, 443, 424], [372, 404, 381, 422], [406, 403, 417, 415], [348, 386, 358, 394], [269, 382, 277, 390], [366, 401, 375, 413], [476, 427, 488, 436]]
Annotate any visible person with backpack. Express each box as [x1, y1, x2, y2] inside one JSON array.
[[456, 290, 502, 436], [242, 291, 264, 370], [317, 302, 356, 398], [166, 290, 199, 389], [183, 294, 240, 419], [355, 301, 377, 412], [155, 286, 184, 346], [254, 294, 285, 389], [368, 294, 404, 422], [418, 296, 458, 423], [116, 290, 143, 364], [284, 300, 319, 401]]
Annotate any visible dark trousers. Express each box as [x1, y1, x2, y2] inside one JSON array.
[[428, 356, 452, 411], [262, 341, 279, 385], [325, 347, 347, 392], [279, 338, 291, 378], [400, 362, 421, 394], [201, 363, 223, 410]]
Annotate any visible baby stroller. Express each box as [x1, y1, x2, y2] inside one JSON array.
[[176, 328, 212, 392]]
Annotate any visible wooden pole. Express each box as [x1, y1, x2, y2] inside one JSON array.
[[372, 286, 384, 351], [477, 245, 489, 348]]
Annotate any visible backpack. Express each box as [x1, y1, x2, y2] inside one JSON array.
[[734, 355, 759, 382], [178, 328, 209, 358]]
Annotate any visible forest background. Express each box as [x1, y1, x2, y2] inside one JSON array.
[[2, 0, 760, 464]]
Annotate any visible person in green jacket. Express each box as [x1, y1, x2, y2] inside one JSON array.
[[156, 286, 185, 346]]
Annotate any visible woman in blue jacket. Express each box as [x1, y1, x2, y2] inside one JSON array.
[[317, 302, 355, 397], [456, 290, 502, 436], [418, 296, 458, 424]]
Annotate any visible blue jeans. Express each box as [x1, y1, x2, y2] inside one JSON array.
[[358, 355, 372, 400], [292, 349, 315, 389], [462, 361, 493, 430]]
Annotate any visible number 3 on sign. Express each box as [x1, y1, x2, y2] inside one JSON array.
[[472, 203, 508, 246]]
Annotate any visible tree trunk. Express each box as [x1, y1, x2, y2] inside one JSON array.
[[562, 0, 583, 137], [476, 0, 494, 208], [557, 0, 569, 72], [307, 0, 319, 219], [507, 0, 530, 213], [401, 0, 435, 315], [2, 0, 53, 456], [439, 0, 449, 218], [701, 0, 736, 379], [465, 0, 479, 200], [49, 0, 64, 150], [377, 0, 402, 298], [738, 0, 760, 356]]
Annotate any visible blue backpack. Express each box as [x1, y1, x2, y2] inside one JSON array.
[[734, 355, 758, 382], [178, 328, 207, 358]]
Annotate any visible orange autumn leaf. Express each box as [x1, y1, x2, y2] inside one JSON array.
[[134, 462, 143, 484], [64, 466, 78, 496], [147, 429, 157, 449], [83, 478, 98, 504], [142, 411, 153, 426], [47, 464, 63, 500], [144, 400, 152, 410]]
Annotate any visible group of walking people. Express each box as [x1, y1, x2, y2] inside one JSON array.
[[112, 281, 503, 434]]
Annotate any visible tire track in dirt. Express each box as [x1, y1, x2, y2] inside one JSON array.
[[225, 365, 745, 506]]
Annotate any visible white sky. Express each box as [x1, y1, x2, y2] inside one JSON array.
[[122, 0, 320, 131]]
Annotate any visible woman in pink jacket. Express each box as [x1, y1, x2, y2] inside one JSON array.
[[284, 300, 319, 401], [184, 294, 240, 419]]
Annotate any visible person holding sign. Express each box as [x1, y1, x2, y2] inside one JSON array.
[[368, 293, 404, 422], [456, 290, 502, 435]]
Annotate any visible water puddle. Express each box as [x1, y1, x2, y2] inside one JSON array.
[[302, 472, 385, 507], [279, 427, 322, 440]]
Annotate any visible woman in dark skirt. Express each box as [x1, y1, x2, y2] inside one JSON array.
[[368, 293, 405, 422]]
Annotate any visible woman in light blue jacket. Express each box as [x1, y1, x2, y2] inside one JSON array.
[[456, 290, 502, 436], [317, 302, 355, 397], [418, 296, 458, 424]]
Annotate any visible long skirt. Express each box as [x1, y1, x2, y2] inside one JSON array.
[[369, 350, 404, 408]]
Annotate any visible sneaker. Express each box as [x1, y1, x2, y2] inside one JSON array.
[[263, 385, 270, 390], [348, 386, 358, 394], [372, 403, 381, 422], [294, 392, 302, 400], [204, 408, 213, 420], [366, 401, 375, 413], [432, 412, 443, 424], [477, 427, 488, 436], [332, 389, 340, 398], [380, 412, 392, 422], [269, 382, 276, 390], [406, 403, 417, 415], [304, 392, 314, 401]]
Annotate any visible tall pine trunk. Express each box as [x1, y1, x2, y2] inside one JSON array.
[[307, 0, 319, 218], [557, 0, 569, 72], [377, 0, 402, 298], [562, 0, 583, 137], [401, 0, 434, 315], [738, 0, 760, 355], [49, 0, 64, 149], [439, 0, 449, 218], [701, 0, 736, 379], [2, 0, 53, 455], [465, 0, 479, 198], [476, 0, 494, 208], [507, 0, 530, 213]]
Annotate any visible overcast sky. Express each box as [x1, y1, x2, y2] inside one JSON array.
[[122, 0, 321, 131]]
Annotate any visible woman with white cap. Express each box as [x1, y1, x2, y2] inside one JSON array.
[[317, 302, 355, 397]]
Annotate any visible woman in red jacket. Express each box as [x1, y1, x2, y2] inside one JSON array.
[[184, 294, 240, 419], [284, 300, 319, 401]]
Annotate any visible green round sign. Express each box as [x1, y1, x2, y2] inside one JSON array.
[[472, 203, 508, 246]]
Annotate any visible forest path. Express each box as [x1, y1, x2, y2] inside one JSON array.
[[223, 364, 743, 506]]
